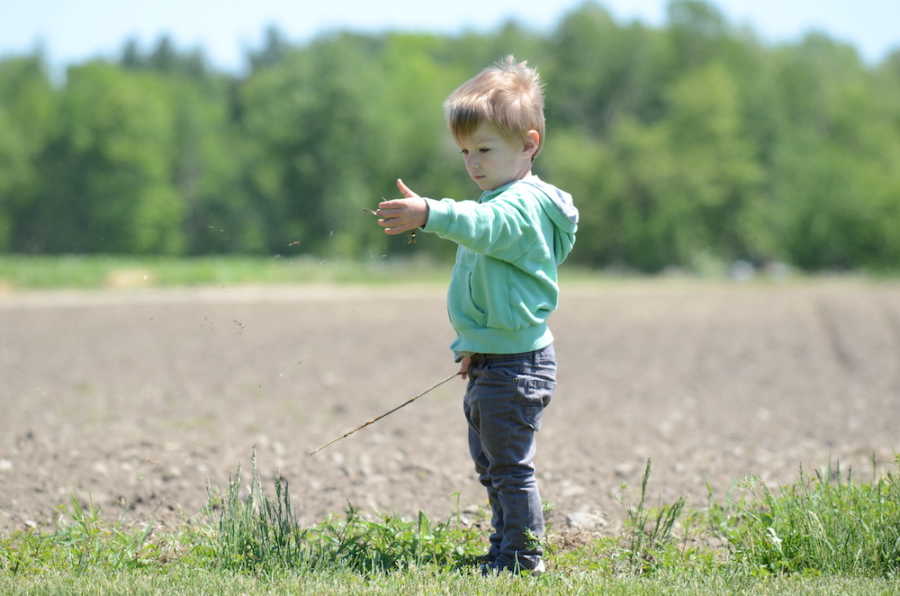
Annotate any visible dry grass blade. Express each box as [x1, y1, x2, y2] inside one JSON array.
[[308, 372, 460, 456]]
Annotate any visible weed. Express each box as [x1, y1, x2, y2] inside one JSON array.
[[210, 452, 484, 573], [212, 452, 313, 571], [711, 456, 900, 577], [620, 459, 687, 575], [0, 499, 161, 576]]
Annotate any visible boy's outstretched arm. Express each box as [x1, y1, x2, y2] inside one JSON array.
[[376, 179, 428, 235]]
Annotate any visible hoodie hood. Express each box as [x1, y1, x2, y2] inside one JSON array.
[[521, 175, 579, 228], [517, 175, 578, 264]]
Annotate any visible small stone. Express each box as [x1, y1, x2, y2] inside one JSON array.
[[565, 511, 608, 530], [559, 481, 586, 497], [358, 454, 373, 477], [614, 462, 636, 478], [0, 459, 12, 471]]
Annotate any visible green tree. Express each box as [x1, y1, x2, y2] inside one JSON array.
[[168, 76, 259, 254], [1, 7, 899, 271], [660, 62, 763, 263], [0, 55, 56, 251], [665, 0, 729, 67], [540, 130, 625, 266], [248, 25, 291, 72], [24, 62, 183, 253], [767, 34, 900, 269], [239, 33, 391, 257], [546, 2, 666, 136]]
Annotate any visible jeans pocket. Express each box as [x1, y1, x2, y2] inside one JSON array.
[[514, 376, 555, 431], [515, 376, 555, 408]]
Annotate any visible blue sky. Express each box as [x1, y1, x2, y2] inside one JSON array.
[[2, 0, 898, 73]]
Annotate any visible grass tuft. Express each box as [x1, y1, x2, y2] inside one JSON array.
[[0, 499, 163, 576], [711, 455, 900, 577], [622, 458, 687, 575], [210, 451, 485, 573]]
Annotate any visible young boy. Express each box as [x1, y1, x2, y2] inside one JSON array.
[[374, 56, 578, 575]]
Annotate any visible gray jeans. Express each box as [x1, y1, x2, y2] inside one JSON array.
[[463, 344, 557, 570]]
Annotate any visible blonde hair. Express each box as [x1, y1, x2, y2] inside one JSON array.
[[444, 55, 545, 158]]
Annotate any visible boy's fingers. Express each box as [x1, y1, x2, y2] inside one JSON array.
[[376, 205, 405, 217], [376, 213, 407, 225], [377, 200, 406, 210], [378, 220, 408, 230], [374, 196, 424, 231], [457, 356, 471, 380], [396, 178, 419, 197]]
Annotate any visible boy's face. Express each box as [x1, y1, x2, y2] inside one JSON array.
[[456, 122, 538, 191]]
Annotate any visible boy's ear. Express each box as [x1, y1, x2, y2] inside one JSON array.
[[523, 129, 540, 158]]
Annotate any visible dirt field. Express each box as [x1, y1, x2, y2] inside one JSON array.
[[2, 280, 899, 536]]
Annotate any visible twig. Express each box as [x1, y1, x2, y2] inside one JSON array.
[[307, 371, 460, 456]]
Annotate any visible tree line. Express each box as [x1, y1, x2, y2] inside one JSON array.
[[1, 0, 899, 271]]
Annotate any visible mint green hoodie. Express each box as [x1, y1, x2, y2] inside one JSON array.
[[422, 175, 579, 358]]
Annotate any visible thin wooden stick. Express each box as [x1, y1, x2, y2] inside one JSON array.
[[307, 371, 460, 456]]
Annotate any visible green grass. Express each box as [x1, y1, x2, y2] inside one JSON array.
[[0, 254, 649, 290], [5, 566, 898, 595], [0, 255, 453, 289], [2, 457, 899, 594], [210, 452, 485, 574], [711, 457, 900, 577], [0, 254, 830, 290]]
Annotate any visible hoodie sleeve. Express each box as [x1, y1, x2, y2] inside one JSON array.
[[422, 195, 539, 263]]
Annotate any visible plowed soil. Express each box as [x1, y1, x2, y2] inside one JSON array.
[[2, 280, 899, 536]]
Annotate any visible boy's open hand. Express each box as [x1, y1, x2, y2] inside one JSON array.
[[377, 179, 428, 235]]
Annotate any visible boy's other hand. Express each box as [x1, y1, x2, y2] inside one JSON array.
[[377, 179, 428, 235], [458, 355, 472, 380]]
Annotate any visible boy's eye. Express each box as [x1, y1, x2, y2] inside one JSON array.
[[479, 148, 490, 153], [460, 149, 468, 155]]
